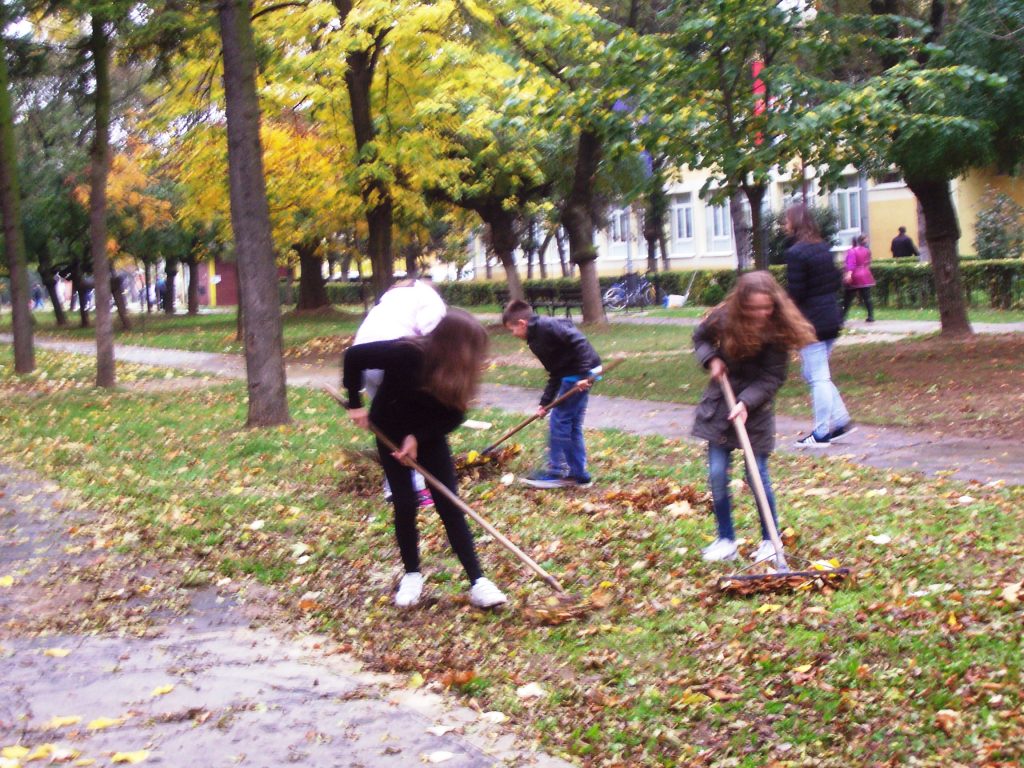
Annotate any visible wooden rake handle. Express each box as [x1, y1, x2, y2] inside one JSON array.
[[480, 355, 626, 455], [323, 384, 566, 594], [719, 376, 789, 570]]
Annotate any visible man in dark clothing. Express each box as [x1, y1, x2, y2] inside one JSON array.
[[502, 299, 602, 488], [890, 226, 920, 259]]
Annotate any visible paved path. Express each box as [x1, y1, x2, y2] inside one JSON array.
[[0, 462, 569, 768], [6, 335, 1022, 486]]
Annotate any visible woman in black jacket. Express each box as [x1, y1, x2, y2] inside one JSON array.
[[343, 309, 507, 609], [783, 204, 854, 446], [692, 271, 816, 563]]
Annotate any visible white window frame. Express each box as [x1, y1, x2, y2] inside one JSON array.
[[829, 175, 864, 245], [669, 194, 695, 256]]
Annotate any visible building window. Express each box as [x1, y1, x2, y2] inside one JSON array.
[[710, 204, 731, 240], [609, 209, 630, 242], [670, 194, 694, 242], [829, 176, 863, 233]]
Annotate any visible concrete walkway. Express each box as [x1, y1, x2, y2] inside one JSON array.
[[5, 335, 1022, 486], [0, 462, 569, 767]]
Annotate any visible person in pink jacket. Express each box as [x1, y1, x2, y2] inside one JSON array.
[[842, 235, 875, 322]]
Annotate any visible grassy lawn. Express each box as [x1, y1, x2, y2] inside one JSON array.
[[1, 349, 1021, 767], [7, 304, 1024, 436]]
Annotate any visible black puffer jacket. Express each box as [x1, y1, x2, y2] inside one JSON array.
[[785, 240, 843, 342], [690, 309, 788, 454], [526, 315, 602, 406]]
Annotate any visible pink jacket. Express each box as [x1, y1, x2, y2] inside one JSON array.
[[844, 246, 875, 288]]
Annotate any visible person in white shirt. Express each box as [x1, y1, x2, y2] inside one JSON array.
[[352, 278, 447, 505]]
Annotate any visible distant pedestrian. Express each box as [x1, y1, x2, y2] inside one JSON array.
[[783, 203, 854, 447], [354, 277, 447, 507], [342, 309, 508, 609], [31, 283, 44, 309], [692, 271, 816, 563], [842, 235, 875, 322], [502, 299, 602, 489], [890, 226, 919, 259]]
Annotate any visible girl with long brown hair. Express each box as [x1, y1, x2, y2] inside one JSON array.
[[342, 308, 507, 609], [691, 271, 816, 563]]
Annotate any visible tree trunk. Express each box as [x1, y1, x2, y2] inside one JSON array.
[[40, 264, 67, 327], [643, 165, 669, 274], [88, 16, 115, 388], [111, 272, 131, 330], [743, 182, 768, 270], [538, 225, 553, 280], [186, 255, 200, 314], [561, 130, 605, 324], [904, 175, 972, 337], [218, 0, 290, 427], [484, 210, 524, 300], [71, 261, 89, 328], [729, 191, 752, 271], [296, 241, 329, 310], [555, 226, 569, 277], [163, 258, 178, 314], [0, 31, 33, 373], [332, 3, 393, 301]]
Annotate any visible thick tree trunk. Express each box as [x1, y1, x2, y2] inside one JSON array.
[[643, 166, 668, 274], [186, 256, 200, 314], [296, 241, 329, 310], [730, 191, 752, 271], [562, 129, 605, 324], [0, 32, 33, 372], [163, 259, 178, 314], [88, 16, 115, 387], [218, 0, 290, 427], [335, 9, 393, 300], [743, 183, 768, 270], [904, 175, 972, 336], [484, 210, 524, 301]]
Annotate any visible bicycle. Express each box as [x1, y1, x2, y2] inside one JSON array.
[[602, 273, 658, 310]]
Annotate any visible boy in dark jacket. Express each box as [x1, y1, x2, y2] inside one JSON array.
[[502, 299, 602, 489]]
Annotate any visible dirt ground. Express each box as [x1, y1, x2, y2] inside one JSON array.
[[831, 334, 1024, 438]]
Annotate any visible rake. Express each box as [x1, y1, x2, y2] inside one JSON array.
[[473, 355, 627, 459], [324, 385, 598, 620], [717, 377, 851, 595]]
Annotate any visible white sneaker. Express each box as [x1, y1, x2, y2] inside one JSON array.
[[751, 539, 780, 564], [395, 572, 423, 607], [701, 538, 738, 562], [469, 577, 507, 608]]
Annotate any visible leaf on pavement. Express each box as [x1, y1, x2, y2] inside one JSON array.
[[45, 715, 83, 729], [150, 685, 174, 697], [86, 717, 124, 731], [43, 648, 71, 658], [111, 750, 150, 764]]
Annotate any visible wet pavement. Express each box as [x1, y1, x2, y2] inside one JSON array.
[[7, 334, 1023, 487], [0, 463, 570, 767]]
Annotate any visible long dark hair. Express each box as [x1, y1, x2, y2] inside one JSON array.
[[784, 203, 823, 243], [410, 308, 488, 412]]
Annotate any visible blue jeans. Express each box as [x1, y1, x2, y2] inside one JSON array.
[[800, 340, 850, 440], [708, 444, 778, 541], [548, 379, 590, 481]]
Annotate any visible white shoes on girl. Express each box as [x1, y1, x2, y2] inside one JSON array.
[[395, 573, 507, 609], [750, 539, 782, 564], [701, 538, 738, 562], [469, 577, 507, 608], [395, 572, 424, 607]]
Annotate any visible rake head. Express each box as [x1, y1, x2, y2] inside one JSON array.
[[718, 567, 852, 595]]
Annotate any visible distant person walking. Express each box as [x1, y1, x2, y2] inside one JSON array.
[[842, 235, 875, 322], [783, 204, 854, 447], [890, 226, 919, 259]]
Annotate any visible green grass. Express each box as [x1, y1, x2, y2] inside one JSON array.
[[1, 348, 1021, 767]]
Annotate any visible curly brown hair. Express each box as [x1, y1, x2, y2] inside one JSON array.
[[410, 308, 489, 412], [714, 271, 816, 360]]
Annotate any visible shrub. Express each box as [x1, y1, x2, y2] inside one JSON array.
[[973, 190, 1024, 261]]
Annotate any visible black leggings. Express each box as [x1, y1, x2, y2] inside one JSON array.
[[377, 434, 483, 584], [842, 287, 874, 320]]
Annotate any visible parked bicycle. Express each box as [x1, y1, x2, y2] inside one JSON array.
[[602, 273, 658, 310]]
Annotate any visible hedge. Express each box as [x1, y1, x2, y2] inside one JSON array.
[[287, 258, 1024, 310]]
